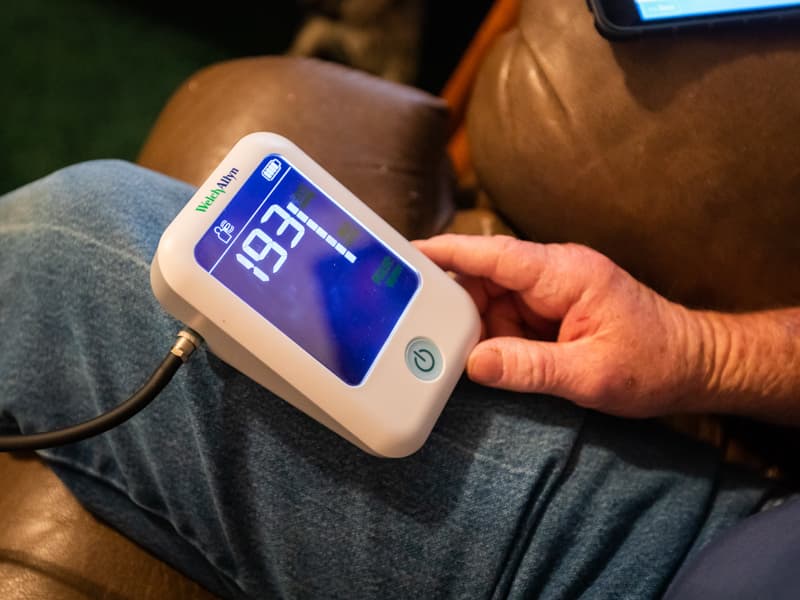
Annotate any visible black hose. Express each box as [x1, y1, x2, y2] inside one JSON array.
[[0, 352, 184, 451]]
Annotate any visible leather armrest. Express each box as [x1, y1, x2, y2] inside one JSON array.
[[138, 56, 456, 240]]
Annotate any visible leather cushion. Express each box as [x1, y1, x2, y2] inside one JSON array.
[[467, 0, 800, 310], [0, 452, 217, 599], [138, 56, 455, 240]]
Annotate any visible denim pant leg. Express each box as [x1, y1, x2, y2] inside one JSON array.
[[0, 160, 771, 600]]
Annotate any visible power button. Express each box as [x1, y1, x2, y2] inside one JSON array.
[[405, 338, 443, 381]]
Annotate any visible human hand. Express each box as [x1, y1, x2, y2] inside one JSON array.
[[414, 234, 707, 419]]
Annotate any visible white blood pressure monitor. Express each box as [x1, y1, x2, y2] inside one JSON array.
[[151, 133, 480, 457]]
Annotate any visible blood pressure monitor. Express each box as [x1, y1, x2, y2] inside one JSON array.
[[151, 133, 481, 457]]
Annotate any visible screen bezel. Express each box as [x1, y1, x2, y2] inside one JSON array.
[[589, 0, 800, 36]]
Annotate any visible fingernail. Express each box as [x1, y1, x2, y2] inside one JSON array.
[[468, 347, 503, 384]]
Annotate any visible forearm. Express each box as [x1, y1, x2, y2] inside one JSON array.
[[690, 307, 800, 424]]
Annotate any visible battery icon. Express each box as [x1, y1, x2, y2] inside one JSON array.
[[262, 158, 281, 181]]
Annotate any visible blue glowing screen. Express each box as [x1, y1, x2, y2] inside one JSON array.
[[635, 0, 799, 20], [195, 155, 420, 386]]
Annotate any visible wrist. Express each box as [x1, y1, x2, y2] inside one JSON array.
[[667, 305, 723, 415], [687, 307, 800, 423], [687, 309, 738, 414]]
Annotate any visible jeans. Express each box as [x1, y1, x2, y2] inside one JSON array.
[[0, 161, 770, 599]]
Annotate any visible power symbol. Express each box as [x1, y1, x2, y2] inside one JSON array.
[[406, 338, 442, 381], [412, 349, 435, 372]]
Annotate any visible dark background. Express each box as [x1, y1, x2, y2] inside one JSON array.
[[2, 1, 492, 194]]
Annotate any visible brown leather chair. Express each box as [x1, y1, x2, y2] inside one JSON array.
[[2, 0, 799, 596]]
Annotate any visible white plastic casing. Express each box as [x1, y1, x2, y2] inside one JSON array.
[[151, 132, 480, 457]]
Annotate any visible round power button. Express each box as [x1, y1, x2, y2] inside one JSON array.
[[405, 338, 443, 381]]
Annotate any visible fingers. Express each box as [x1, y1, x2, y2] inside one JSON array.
[[467, 337, 583, 399], [415, 235, 539, 291], [415, 234, 611, 321]]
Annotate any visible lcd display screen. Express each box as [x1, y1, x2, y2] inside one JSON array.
[[195, 155, 420, 386], [635, 0, 800, 20]]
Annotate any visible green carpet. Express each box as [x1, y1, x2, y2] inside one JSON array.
[[2, 1, 489, 195], [2, 0, 302, 194]]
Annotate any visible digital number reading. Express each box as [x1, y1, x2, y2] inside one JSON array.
[[235, 205, 305, 282]]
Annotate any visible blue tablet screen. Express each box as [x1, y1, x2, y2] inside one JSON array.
[[635, 0, 799, 20]]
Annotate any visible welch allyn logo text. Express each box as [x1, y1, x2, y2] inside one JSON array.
[[195, 168, 239, 212]]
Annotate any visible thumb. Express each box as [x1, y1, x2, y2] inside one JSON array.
[[466, 337, 583, 398]]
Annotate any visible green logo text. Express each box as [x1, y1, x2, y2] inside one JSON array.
[[195, 167, 239, 212]]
